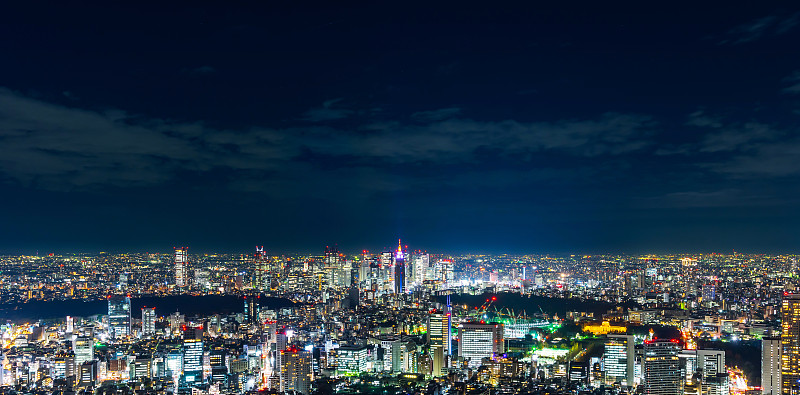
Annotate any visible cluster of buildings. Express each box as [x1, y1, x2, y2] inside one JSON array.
[[1, 247, 800, 394]]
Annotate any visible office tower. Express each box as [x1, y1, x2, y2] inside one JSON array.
[[66, 316, 74, 333], [335, 345, 368, 376], [175, 247, 188, 287], [446, 295, 453, 358], [78, 361, 97, 387], [244, 295, 260, 324], [142, 307, 156, 336], [643, 339, 682, 395], [54, 355, 75, 380], [183, 326, 204, 383], [782, 293, 800, 395], [394, 240, 406, 294], [130, 357, 152, 380], [696, 349, 728, 395], [210, 349, 228, 383], [414, 253, 429, 284], [108, 295, 131, 338], [604, 334, 634, 386], [166, 352, 183, 379], [428, 312, 447, 376], [73, 336, 94, 368], [280, 347, 312, 395], [763, 337, 782, 395], [255, 246, 268, 291], [458, 322, 504, 368]]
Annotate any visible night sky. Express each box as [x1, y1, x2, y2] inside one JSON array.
[[2, 3, 800, 254]]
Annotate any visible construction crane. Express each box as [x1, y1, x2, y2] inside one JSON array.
[[470, 295, 497, 321]]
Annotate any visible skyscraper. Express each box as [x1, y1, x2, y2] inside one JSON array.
[[603, 334, 634, 386], [73, 336, 94, 368], [280, 347, 312, 395], [763, 337, 782, 395], [183, 326, 204, 383], [781, 293, 800, 395], [254, 246, 268, 291], [394, 239, 406, 294], [696, 349, 727, 395], [108, 295, 131, 338], [428, 311, 447, 376], [643, 339, 682, 395], [458, 322, 504, 368], [142, 307, 156, 337], [175, 247, 188, 287], [414, 253, 429, 285]]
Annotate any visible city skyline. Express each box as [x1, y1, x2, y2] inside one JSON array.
[[2, 3, 800, 253]]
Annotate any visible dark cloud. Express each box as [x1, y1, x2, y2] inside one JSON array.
[[411, 108, 461, 122], [301, 98, 353, 122], [783, 71, 800, 93], [718, 13, 799, 44], [0, 88, 656, 197]]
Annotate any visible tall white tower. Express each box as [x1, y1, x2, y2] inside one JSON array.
[[174, 247, 188, 287]]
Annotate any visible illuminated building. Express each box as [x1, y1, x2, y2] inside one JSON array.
[[413, 253, 429, 284], [584, 321, 626, 336], [78, 361, 97, 387], [781, 293, 800, 395], [244, 295, 260, 324], [603, 334, 634, 386], [280, 347, 312, 395], [141, 307, 156, 336], [643, 339, 681, 395], [394, 240, 406, 294], [210, 349, 227, 383], [166, 352, 183, 379], [175, 247, 188, 287], [763, 337, 781, 395], [458, 322, 504, 368], [108, 295, 131, 338], [182, 326, 204, 383], [428, 311, 447, 376], [254, 246, 268, 291], [335, 345, 368, 376], [696, 349, 728, 395], [54, 355, 75, 380], [73, 336, 94, 370]]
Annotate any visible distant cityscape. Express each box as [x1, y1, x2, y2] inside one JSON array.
[[0, 242, 798, 395]]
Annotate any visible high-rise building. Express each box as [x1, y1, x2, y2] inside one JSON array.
[[175, 247, 188, 287], [280, 347, 312, 395], [763, 337, 782, 395], [428, 311, 448, 376], [182, 326, 204, 383], [603, 334, 634, 386], [394, 240, 406, 294], [458, 322, 504, 368], [142, 307, 156, 337], [73, 336, 94, 373], [108, 295, 131, 338], [414, 253, 429, 284], [643, 339, 682, 395], [781, 293, 800, 395], [335, 345, 368, 376], [254, 246, 268, 291], [66, 316, 74, 333], [696, 349, 728, 395], [210, 348, 228, 383]]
